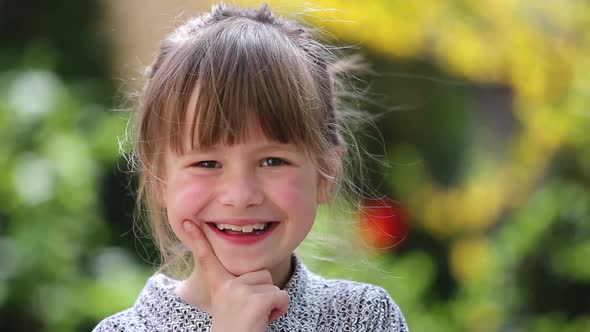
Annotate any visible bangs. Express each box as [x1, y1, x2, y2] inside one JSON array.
[[162, 18, 330, 154]]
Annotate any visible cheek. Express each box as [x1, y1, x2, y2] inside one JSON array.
[[269, 173, 318, 218], [166, 173, 213, 222]]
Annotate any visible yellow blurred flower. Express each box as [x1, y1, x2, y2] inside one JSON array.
[[449, 237, 493, 284]]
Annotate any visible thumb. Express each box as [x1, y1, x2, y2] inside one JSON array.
[[269, 290, 289, 322], [182, 220, 232, 285]]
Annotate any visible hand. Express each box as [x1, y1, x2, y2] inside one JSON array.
[[182, 220, 289, 332]]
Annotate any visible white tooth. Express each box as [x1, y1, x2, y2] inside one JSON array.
[[215, 223, 268, 232], [228, 224, 242, 231], [217, 224, 235, 230]]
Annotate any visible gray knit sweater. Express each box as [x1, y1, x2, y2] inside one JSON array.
[[93, 256, 408, 331]]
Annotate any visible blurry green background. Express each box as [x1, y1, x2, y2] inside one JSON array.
[[1, 0, 590, 331]]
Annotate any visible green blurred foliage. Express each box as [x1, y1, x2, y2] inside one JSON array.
[[0, 1, 151, 331], [1, 0, 589, 331]]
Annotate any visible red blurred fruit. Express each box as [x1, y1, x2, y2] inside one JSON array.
[[358, 198, 409, 250]]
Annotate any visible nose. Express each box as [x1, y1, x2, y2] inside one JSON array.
[[217, 168, 264, 208]]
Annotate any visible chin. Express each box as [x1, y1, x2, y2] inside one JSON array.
[[218, 253, 270, 276]]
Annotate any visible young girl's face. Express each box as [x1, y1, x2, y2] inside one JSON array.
[[163, 117, 330, 277]]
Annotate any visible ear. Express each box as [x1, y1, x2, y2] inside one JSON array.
[[317, 174, 334, 205], [316, 147, 342, 204]]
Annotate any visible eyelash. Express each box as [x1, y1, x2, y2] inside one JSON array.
[[192, 157, 289, 168], [260, 157, 289, 167], [193, 160, 221, 168]]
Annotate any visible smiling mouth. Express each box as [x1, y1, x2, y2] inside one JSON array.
[[206, 222, 277, 235]]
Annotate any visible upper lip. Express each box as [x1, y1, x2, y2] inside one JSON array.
[[204, 219, 277, 226]]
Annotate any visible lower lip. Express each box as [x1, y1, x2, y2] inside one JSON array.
[[206, 222, 278, 245]]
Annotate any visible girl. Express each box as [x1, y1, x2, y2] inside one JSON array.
[[94, 3, 408, 331]]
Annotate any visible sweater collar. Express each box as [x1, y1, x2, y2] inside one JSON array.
[[134, 254, 311, 326]]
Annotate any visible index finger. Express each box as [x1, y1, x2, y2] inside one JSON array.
[[182, 220, 233, 285]]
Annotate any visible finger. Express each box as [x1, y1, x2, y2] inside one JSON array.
[[237, 269, 273, 286], [182, 220, 232, 285], [268, 290, 289, 322], [248, 284, 281, 294], [269, 309, 285, 322]]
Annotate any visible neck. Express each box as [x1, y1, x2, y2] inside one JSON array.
[[174, 256, 295, 312]]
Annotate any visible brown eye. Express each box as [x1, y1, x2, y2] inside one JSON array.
[[260, 157, 288, 167], [193, 160, 221, 168]]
